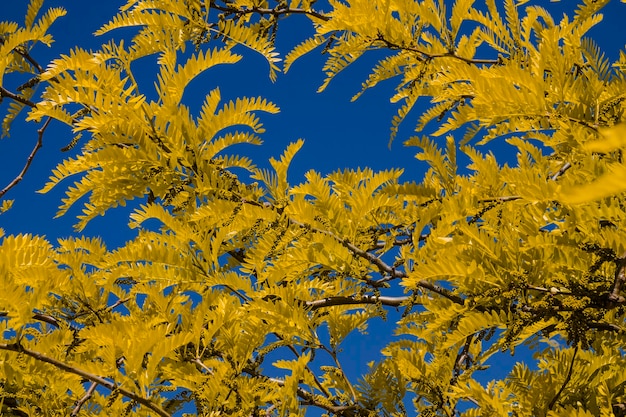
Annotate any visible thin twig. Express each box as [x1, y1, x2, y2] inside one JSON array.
[[369, 235, 418, 250], [289, 218, 466, 306], [324, 346, 359, 404], [0, 117, 51, 199], [550, 162, 572, 181], [478, 195, 522, 204], [249, 370, 366, 416], [71, 382, 98, 417], [210, 2, 330, 21], [547, 345, 578, 410], [452, 335, 474, 380], [265, 404, 277, 417], [192, 357, 214, 374], [1, 311, 61, 328], [376, 36, 500, 65], [0, 86, 37, 107], [105, 297, 131, 312], [282, 339, 334, 403], [526, 285, 572, 295], [12, 44, 45, 73]]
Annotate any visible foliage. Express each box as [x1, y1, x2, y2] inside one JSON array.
[[1, 0, 626, 416]]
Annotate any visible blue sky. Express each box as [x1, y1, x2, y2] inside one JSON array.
[[1, 0, 625, 414]]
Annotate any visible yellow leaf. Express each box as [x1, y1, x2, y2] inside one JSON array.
[[561, 164, 626, 204]]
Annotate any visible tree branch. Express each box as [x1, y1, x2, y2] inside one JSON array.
[[478, 195, 522, 204], [0, 342, 171, 417], [289, 218, 466, 306], [0, 86, 37, 107], [210, 1, 330, 21], [250, 371, 368, 417], [306, 295, 410, 309], [452, 335, 474, 381], [608, 252, 626, 304], [547, 345, 578, 410], [587, 321, 623, 332], [0, 116, 50, 199], [375, 35, 500, 65], [550, 162, 572, 181], [0, 311, 61, 328], [192, 357, 214, 374], [70, 382, 98, 417]]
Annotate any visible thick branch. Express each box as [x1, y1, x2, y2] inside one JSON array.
[[306, 295, 410, 309], [587, 321, 623, 332], [608, 252, 626, 304], [0, 342, 171, 417]]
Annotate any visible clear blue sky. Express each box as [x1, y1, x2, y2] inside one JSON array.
[[1, 0, 625, 414]]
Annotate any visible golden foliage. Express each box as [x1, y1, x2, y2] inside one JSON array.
[[1, 0, 626, 416]]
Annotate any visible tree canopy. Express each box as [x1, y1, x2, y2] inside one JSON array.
[[1, 0, 626, 416]]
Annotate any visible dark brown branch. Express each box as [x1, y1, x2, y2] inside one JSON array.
[[613, 402, 626, 416], [0, 86, 37, 107], [369, 234, 428, 250], [452, 335, 474, 381], [251, 372, 368, 417], [587, 321, 623, 332], [0, 342, 171, 417], [210, 1, 330, 21], [289, 218, 466, 306], [375, 35, 500, 65], [11, 44, 45, 74], [0, 117, 50, 199], [608, 252, 626, 304], [478, 195, 522, 204], [340, 238, 405, 280], [17, 75, 41, 92], [0, 311, 61, 328], [342, 236, 465, 304]]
